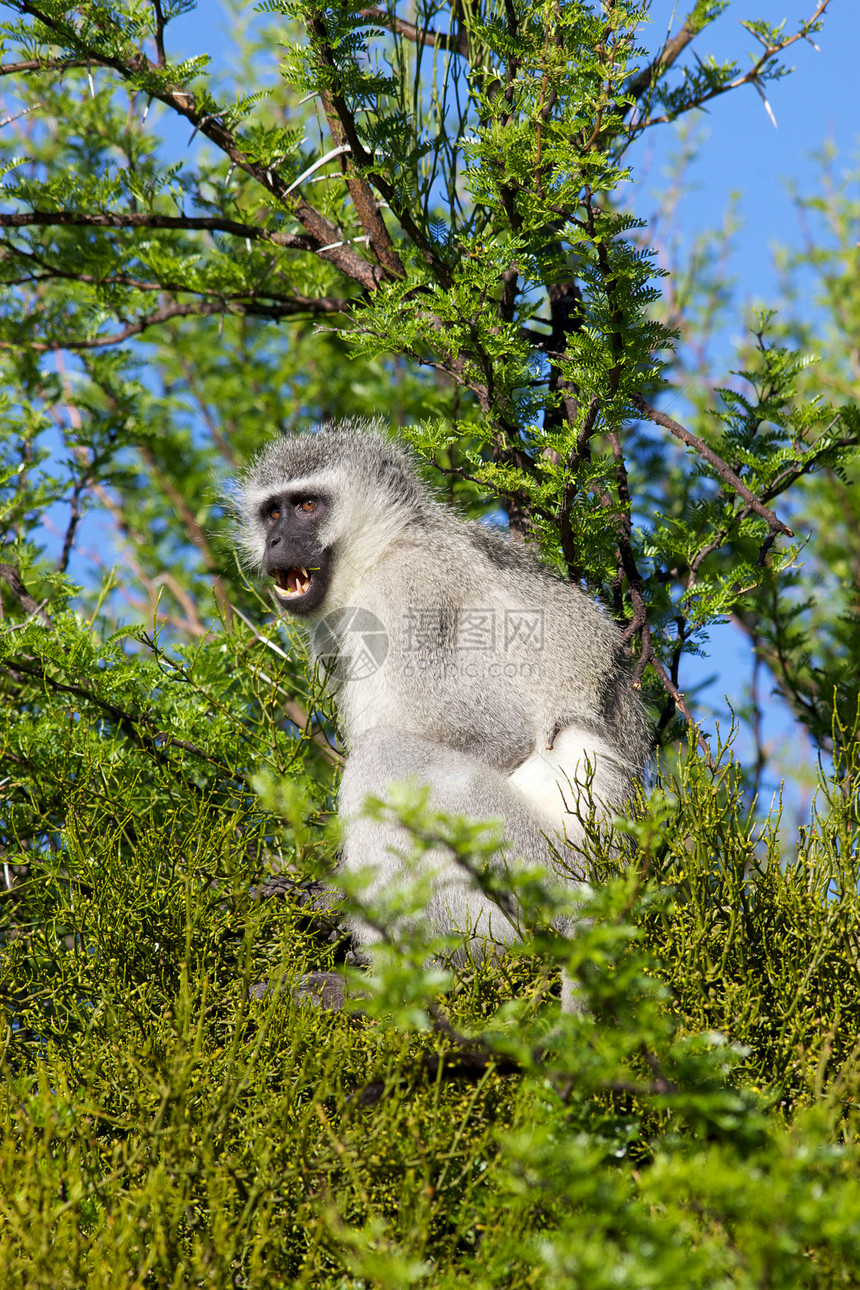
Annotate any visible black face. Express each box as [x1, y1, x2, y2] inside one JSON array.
[[260, 491, 333, 616]]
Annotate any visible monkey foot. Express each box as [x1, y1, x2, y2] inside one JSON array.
[[248, 970, 367, 1012]]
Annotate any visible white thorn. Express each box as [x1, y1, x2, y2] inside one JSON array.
[[753, 79, 778, 129], [284, 144, 352, 196], [317, 235, 371, 253]]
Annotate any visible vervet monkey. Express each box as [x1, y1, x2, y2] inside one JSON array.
[[237, 421, 649, 968]]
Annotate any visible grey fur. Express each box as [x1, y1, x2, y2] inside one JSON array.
[[237, 419, 650, 961]]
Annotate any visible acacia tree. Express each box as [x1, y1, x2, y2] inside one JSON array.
[[0, 0, 853, 753]]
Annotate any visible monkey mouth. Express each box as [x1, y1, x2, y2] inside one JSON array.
[[273, 566, 311, 599]]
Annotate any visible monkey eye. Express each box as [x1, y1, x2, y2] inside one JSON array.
[[268, 507, 281, 522], [298, 498, 317, 513]]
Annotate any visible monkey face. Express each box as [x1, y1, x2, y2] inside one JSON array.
[[259, 492, 333, 616]]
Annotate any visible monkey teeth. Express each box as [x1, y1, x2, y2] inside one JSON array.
[[274, 566, 311, 598]]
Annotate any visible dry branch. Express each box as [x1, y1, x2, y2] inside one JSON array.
[[0, 209, 317, 252]]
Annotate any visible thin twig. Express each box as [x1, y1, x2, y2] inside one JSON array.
[[649, 652, 714, 767], [57, 478, 85, 573], [0, 57, 104, 76], [639, 0, 834, 129], [2, 656, 241, 776]]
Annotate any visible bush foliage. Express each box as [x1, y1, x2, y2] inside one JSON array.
[[1, 0, 860, 1285]]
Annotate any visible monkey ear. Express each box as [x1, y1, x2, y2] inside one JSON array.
[[378, 457, 410, 488]]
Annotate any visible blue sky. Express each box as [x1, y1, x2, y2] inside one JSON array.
[[638, 0, 855, 328]]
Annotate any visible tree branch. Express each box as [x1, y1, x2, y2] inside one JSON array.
[[58, 477, 85, 575], [607, 430, 650, 650], [624, 20, 699, 106], [0, 209, 317, 252], [306, 11, 446, 284], [0, 57, 104, 76], [0, 241, 352, 315], [296, 15, 404, 278], [649, 650, 714, 767], [16, 3, 385, 291], [358, 6, 470, 57], [0, 295, 347, 352], [0, 564, 52, 626], [631, 395, 794, 539], [151, 0, 167, 68]]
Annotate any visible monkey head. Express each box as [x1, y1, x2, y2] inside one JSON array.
[[236, 421, 427, 620]]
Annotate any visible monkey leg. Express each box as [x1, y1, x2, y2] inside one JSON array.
[[337, 725, 583, 960]]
